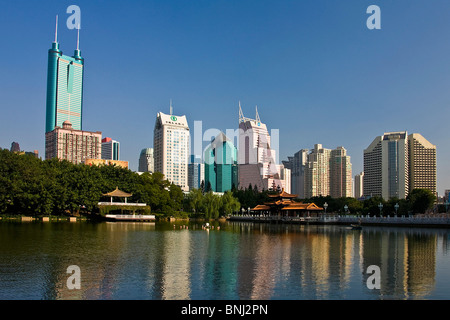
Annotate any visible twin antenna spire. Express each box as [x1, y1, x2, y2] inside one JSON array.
[[239, 101, 261, 123], [54, 15, 80, 51]]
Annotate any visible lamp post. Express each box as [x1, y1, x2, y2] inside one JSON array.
[[344, 205, 348, 216], [394, 203, 399, 217], [378, 203, 383, 217], [324, 202, 328, 215]]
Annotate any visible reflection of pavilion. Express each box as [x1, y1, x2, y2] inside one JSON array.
[[98, 187, 154, 221], [252, 189, 323, 221]]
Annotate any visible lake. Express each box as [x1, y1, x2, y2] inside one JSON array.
[[0, 220, 449, 300]]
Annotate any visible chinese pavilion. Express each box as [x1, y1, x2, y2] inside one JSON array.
[[252, 189, 323, 217]]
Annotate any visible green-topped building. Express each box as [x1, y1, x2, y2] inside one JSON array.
[[204, 133, 238, 192], [45, 17, 84, 133]]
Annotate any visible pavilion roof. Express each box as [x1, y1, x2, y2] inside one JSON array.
[[267, 189, 298, 199], [102, 187, 132, 198]]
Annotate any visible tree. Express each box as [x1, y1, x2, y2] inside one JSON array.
[[407, 189, 436, 214]]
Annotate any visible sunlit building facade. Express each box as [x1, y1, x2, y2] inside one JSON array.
[[154, 111, 190, 191]]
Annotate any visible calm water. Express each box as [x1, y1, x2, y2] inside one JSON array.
[[1, 220, 450, 300]]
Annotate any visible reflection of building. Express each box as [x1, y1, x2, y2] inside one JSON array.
[[154, 110, 190, 191], [361, 228, 436, 299], [204, 133, 238, 192], [45, 120, 101, 164], [363, 131, 436, 199], [101, 137, 120, 161], [238, 103, 290, 192], [138, 148, 154, 173], [85, 158, 128, 169], [188, 155, 204, 190]]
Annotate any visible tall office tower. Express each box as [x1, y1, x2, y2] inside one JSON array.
[[139, 148, 154, 173], [408, 133, 436, 196], [238, 103, 290, 191], [45, 17, 84, 133], [282, 149, 308, 198], [304, 144, 331, 198], [188, 155, 204, 190], [330, 146, 353, 198], [354, 172, 364, 199], [154, 110, 190, 191], [10, 142, 20, 152], [101, 137, 120, 161], [45, 120, 101, 164], [363, 131, 409, 199], [204, 133, 238, 193]]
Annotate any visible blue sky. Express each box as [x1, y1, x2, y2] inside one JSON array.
[[0, 0, 449, 196]]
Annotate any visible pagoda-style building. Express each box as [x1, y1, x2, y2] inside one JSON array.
[[252, 189, 323, 218]]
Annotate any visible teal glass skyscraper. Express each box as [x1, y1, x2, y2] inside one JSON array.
[[45, 17, 84, 133], [204, 133, 238, 192]]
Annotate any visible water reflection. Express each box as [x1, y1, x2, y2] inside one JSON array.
[[0, 221, 448, 300]]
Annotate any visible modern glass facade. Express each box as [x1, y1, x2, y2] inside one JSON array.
[[45, 39, 84, 133], [204, 133, 238, 192]]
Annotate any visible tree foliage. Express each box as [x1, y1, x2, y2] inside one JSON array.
[[0, 149, 184, 217]]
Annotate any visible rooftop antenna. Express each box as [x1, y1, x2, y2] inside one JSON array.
[[255, 105, 261, 122], [76, 24, 80, 50], [239, 101, 244, 123], [54, 15, 58, 43], [170, 99, 173, 115]]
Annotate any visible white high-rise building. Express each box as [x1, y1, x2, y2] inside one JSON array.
[[154, 111, 190, 191], [238, 103, 290, 192], [354, 172, 364, 199], [101, 137, 120, 161], [364, 131, 410, 199]]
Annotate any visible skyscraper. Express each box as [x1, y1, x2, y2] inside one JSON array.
[[354, 172, 364, 199], [364, 131, 409, 199], [139, 148, 154, 173], [204, 133, 238, 193], [304, 144, 331, 198], [363, 131, 436, 200], [188, 155, 204, 190], [46, 17, 84, 133], [154, 110, 190, 191], [45, 120, 101, 164], [101, 137, 120, 161], [330, 146, 352, 198], [282, 149, 308, 198], [238, 103, 290, 192], [408, 133, 436, 196]]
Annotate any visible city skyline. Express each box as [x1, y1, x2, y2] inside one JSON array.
[[1, 1, 449, 196]]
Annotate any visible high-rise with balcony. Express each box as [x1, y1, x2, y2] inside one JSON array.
[[363, 131, 436, 199], [304, 144, 331, 198], [45, 18, 84, 133], [330, 146, 352, 198], [153, 111, 190, 191], [364, 131, 409, 199], [408, 133, 436, 196], [45, 120, 101, 164]]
